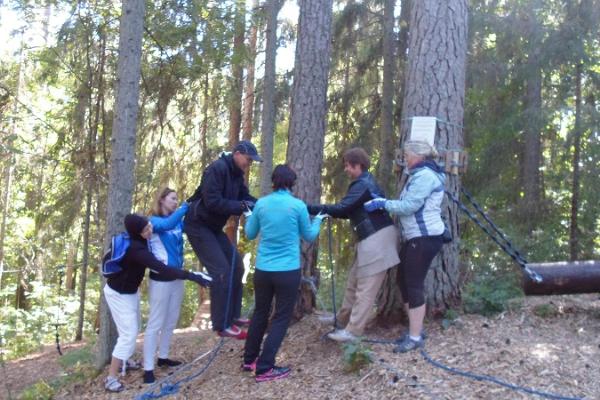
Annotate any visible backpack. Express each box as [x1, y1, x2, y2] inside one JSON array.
[[101, 232, 131, 277]]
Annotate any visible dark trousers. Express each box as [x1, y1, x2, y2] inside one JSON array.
[[397, 236, 443, 308], [186, 225, 243, 331], [243, 269, 300, 374]]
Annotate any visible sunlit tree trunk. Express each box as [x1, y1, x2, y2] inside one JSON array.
[[287, 0, 334, 317], [96, 0, 144, 369], [259, 0, 282, 196]]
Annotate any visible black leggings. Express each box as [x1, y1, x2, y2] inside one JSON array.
[[397, 236, 443, 308], [243, 269, 300, 374]]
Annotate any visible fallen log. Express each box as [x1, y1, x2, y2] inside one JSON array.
[[522, 260, 600, 295]]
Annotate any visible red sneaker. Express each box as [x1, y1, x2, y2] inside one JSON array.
[[256, 366, 291, 382], [233, 317, 251, 327], [217, 326, 247, 340]]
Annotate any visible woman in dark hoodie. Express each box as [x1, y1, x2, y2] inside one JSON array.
[[103, 213, 212, 392]]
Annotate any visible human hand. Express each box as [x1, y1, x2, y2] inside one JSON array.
[[243, 209, 253, 218], [315, 212, 330, 221], [241, 200, 255, 211], [187, 271, 213, 287], [364, 198, 387, 212]]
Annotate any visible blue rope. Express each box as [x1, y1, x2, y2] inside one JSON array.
[[420, 349, 583, 400], [135, 244, 238, 399]]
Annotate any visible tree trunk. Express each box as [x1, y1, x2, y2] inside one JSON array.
[[569, 63, 582, 261], [521, 0, 543, 226], [392, 0, 468, 315], [286, 0, 334, 317], [377, 0, 396, 196], [96, 0, 144, 369], [242, 0, 259, 142], [259, 0, 282, 196]]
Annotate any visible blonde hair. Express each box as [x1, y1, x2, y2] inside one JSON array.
[[151, 187, 176, 216], [404, 140, 438, 159]]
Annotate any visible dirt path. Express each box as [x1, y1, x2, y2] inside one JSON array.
[[4, 294, 600, 399]]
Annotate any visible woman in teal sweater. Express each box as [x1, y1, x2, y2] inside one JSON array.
[[242, 165, 325, 382]]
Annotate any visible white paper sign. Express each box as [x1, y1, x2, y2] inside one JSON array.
[[410, 117, 436, 146]]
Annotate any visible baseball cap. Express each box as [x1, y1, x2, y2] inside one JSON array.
[[233, 140, 263, 162]]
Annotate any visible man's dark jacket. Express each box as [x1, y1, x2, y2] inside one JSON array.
[[308, 171, 393, 241], [185, 153, 257, 233]]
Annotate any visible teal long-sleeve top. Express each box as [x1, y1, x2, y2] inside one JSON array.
[[245, 189, 322, 272]]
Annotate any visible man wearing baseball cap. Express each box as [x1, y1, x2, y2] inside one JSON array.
[[185, 140, 261, 339]]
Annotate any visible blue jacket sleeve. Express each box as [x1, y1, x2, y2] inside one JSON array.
[[150, 203, 189, 232], [298, 204, 322, 242], [244, 203, 261, 240]]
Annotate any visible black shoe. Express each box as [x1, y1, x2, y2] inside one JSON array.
[[157, 358, 182, 368], [143, 370, 156, 384]]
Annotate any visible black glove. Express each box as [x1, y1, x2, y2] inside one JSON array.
[[241, 200, 255, 212], [307, 204, 324, 215], [186, 270, 213, 287]]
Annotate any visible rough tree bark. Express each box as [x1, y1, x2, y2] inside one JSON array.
[[259, 0, 282, 196], [381, 0, 468, 318], [95, 0, 144, 369], [569, 63, 582, 261], [286, 0, 334, 317]]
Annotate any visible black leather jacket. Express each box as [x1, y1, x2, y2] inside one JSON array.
[[307, 172, 393, 241], [185, 153, 257, 233]]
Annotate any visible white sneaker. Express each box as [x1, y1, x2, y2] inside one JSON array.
[[104, 376, 124, 392], [318, 314, 335, 325], [327, 329, 357, 342]]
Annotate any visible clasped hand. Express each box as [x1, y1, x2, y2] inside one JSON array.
[[364, 198, 387, 212]]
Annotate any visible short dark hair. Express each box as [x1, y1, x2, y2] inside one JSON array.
[[272, 164, 297, 190], [343, 147, 370, 171]]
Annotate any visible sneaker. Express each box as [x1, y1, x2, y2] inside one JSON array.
[[218, 325, 247, 340], [233, 317, 251, 327], [327, 329, 357, 342], [125, 359, 142, 371], [317, 314, 335, 325], [104, 376, 125, 392], [393, 336, 423, 353], [157, 358, 182, 368], [143, 370, 156, 384], [256, 366, 291, 382], [241, 359, 257, 372], [395, 329, 427, 344]]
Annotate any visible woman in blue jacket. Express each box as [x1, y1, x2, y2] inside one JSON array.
[[365, 140, 445, 353], [143, 187, 192, 384], [242, 165, 325, 382]]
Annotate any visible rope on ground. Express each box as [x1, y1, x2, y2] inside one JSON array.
[[420, 348, 583, 400]]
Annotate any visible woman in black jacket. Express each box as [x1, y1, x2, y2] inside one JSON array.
[[104, 214, 212, 392]]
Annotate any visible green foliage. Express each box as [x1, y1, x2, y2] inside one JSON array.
[[341, 340, 372, 374], [19, 380, 54, 400], [463, 274, 523, 317], [532, 303, 560, 319]]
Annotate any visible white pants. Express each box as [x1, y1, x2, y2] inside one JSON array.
[[104, 284, 140, 361], [143, 279, 184, 371]]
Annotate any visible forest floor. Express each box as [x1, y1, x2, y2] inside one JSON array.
[[2, 293, 599, 400]]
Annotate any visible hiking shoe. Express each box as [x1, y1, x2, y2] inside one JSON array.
[[241, 359, 257, 372], [233, 317, 251, 327], [327, 329, 357, 342], [157, 358, 182, 368], [104, 376, 125, 392], [143, 370, 156, 384], [395, 329, 427, 344], [393, 336, 423, 353], [256, 366, 291, 382]]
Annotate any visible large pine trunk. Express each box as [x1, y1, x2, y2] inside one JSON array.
[[569, 63, 582, 261], [259, 0, 282, 196], [286, 0, 334, 318], [382, 0, 468, 318], [95, 0, 144, 369]]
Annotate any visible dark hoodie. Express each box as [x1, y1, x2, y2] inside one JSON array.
[[107, 214, 189, 294], [185, 152, 257, 233]]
